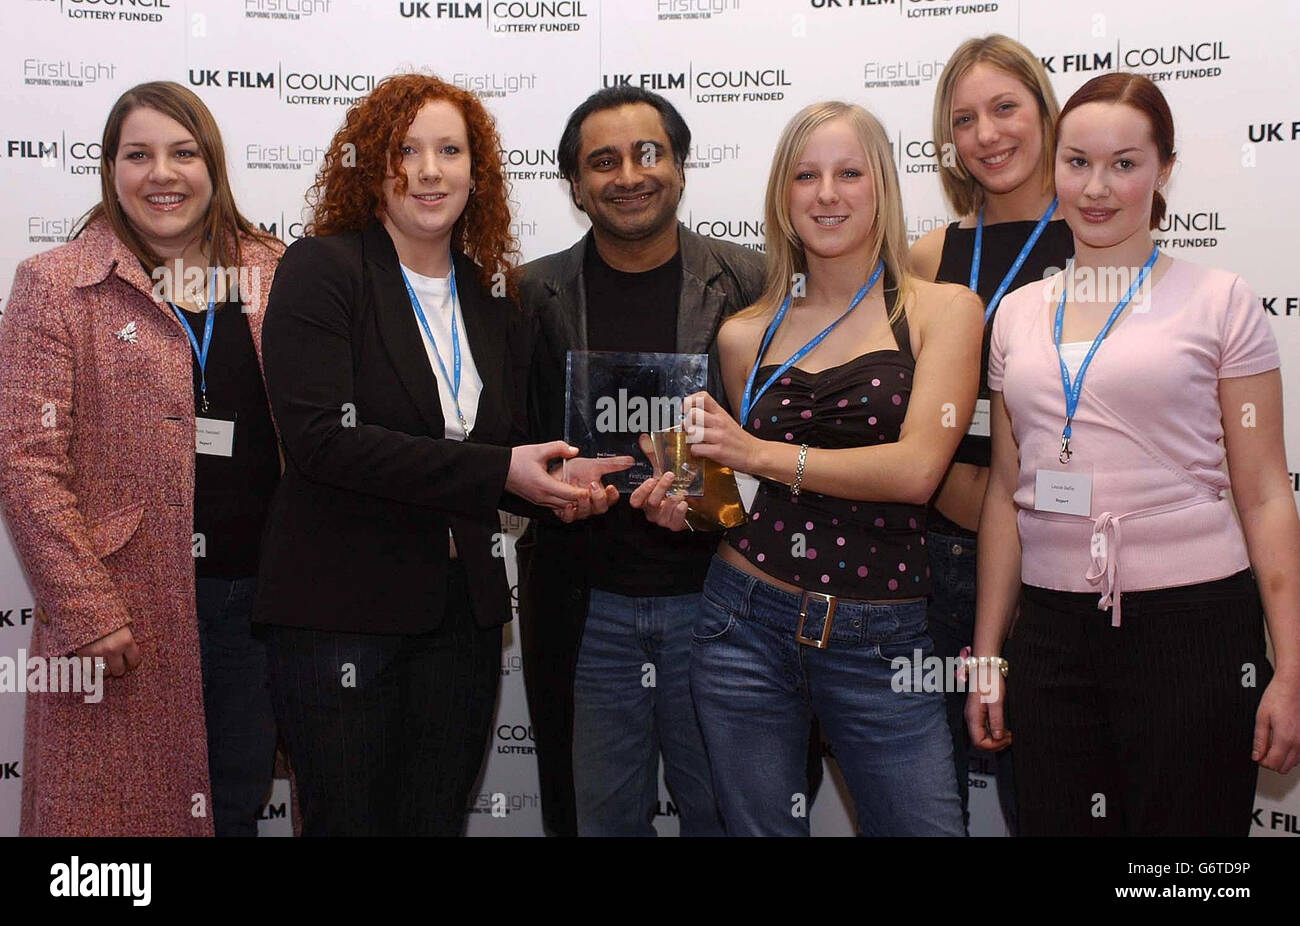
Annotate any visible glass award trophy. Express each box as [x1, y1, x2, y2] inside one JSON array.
[[564, 350, 707, 496]]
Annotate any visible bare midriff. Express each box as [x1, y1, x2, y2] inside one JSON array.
[[932, 460, 988, 532], [715, 540, 925, 605]]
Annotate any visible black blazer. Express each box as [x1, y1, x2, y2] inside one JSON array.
[[254, 219, 538, 633]]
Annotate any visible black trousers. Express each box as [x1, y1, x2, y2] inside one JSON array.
[[1006, 570, 1270, 836], [196, 576, 277, 837], [264, 562, 502, 836]]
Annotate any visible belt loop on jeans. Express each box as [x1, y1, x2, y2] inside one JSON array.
[[795, 590, 837, 649]]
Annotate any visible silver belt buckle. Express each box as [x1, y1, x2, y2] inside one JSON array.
[[795, 590, 837, 649]]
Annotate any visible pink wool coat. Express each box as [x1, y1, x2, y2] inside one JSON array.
[[0, 218, 283, 836]]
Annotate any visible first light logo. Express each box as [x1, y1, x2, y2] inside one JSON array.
[[863, 57, 945, 89], [245, 0, 334, 19], [27, 216, 80, 244], [658, 0, 740, 20], [452, 71, 537, 99], [22, 57, 116, 87]]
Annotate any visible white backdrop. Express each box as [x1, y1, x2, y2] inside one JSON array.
[[1, 0, 1298, 837]]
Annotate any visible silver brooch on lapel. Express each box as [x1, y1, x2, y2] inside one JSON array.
[[114, 321, 138, 344]]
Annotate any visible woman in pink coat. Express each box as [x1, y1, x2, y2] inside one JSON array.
[[0, 82, 284, 836]]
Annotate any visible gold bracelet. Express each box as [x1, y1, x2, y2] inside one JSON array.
[[791, 444, 808, 499]]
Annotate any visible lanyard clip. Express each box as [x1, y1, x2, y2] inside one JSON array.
[[1058, 434, 1072, 465]]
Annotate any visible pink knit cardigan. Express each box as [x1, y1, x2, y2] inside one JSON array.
[[0, 218, 282, 835]]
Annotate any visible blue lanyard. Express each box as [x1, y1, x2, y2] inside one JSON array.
[[168, 269, 217, 414], [1053, 245, 1159, 464], [739, 260, 884, 425], [399, 258, 469, 436], [970, 197, 1058, 323]]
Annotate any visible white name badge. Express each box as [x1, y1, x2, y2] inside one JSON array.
[[195, 417, 235, 457], [1034, 467, 1092, 517], [967, 398, 991, 438], [734, 472, 759, 512]]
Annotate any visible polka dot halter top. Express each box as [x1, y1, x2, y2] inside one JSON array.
[[726, 285, 930, 599]]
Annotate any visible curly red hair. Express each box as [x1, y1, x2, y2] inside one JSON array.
[[306, 73, 518, 295]]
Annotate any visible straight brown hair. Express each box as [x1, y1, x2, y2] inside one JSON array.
[[73, 81, 278, 283]]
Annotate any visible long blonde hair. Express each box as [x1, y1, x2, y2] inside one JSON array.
[[738, 101, 912, 326], [932, 35, 1059, 217]]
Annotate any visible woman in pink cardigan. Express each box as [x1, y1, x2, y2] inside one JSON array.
[[968, 73, 1300, 835], [0, 82, 283, 835]]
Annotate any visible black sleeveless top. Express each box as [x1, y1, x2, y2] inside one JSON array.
[[935, 218, 1073, 469], [725, 285, 930, 599]]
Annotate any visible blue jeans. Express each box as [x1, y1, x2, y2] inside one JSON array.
[[572, 588, 723, 836], [196, 576, 277, 837], [691, 556, 963, 836], [926, 529, 1017, 835]]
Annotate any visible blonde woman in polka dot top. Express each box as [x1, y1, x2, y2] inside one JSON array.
[[633, 101, 983, 835]]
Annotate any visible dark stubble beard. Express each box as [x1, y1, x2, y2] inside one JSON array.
[[589, 184, 682, 244]]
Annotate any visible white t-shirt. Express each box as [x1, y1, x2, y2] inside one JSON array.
[[1058, 340, 1090, 381], [401, 263, 484, 441]]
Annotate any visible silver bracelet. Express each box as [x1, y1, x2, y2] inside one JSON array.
[[963, 655, 1010, 678], [792, 444, 808, 499]]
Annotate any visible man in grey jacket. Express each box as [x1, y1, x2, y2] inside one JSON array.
[[516, 87, 764, 836]]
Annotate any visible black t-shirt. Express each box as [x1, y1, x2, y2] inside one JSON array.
[[174, 299, 280, 579], [584, 238, 680, 353], [581, 240, 718, 597], [935, 218, 1074, 468]]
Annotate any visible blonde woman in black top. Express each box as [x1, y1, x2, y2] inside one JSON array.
[[909, 35, 1073, 832], [635, 101, 982, 835]]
